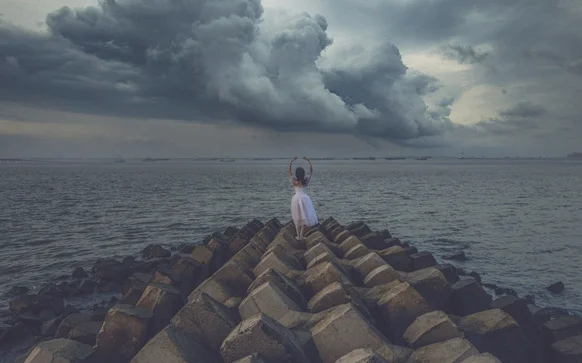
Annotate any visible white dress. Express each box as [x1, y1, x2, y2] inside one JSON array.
[[291, 176, 318, 227]]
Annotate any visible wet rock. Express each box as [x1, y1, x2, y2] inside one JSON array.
[[9, 294, 65, 316], [543, 315, 582, 345], [359, 233, 388, 251], [334, 348, 388, 363], [405, 267, 452, 312], [136, 282, 183, 336], [68, 321, 102, 345], [56, 313, 92, 339], [41, 316, 64, 336], [141, 244, 171, 259], [131, 325, 219, 363], [378, 246, 411, 272], [451, 278, 492, 316], [225, 226, 240, 238], [376, 282, 432, 344], [220, 314, 308, 363], [93, 258, 131, 284], [72, 267, 88, 279], [404, 310, 463, 349], [349, 223, 373, 239], [410, 252, 438, 271], [435, 264, 459, 284], [444, 252, 467, 261], [363, 265, 400, 288], [0, 322, 33, 347], [239, 281, 301, 320], [531, 306, 570, 326], [403, 246, 418, 256], [23, 338, 93, 363], [311, 303, 412, 363], [459, 309, 531, 363], [549, 335, 582, 363], [172, 292, 240, 351], [406, 337, 479, 363], [78, 279, 96, 295], [460, 353, 502, 363], [467, 272, 481, 284], [95, 304, 153, 363], [547, 281, 565, 294], [8, 285, 30, 296]]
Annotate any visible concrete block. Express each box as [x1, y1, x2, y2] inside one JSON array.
[[239, 281, 301, 320], [403, 310, 463, 349], [406, 337, 479, 363], [364, 265, 401, 288], [23, 338, 93, 363], [220, 314, 308, 363]]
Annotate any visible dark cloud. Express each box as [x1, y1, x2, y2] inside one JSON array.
[[442, 44, 488, 64], [0, 0, 452, 142], [476, 102, 547, 136], [499, 102, 546, 118]]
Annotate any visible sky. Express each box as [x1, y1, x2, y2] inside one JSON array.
[[0, 0, 581, 158]]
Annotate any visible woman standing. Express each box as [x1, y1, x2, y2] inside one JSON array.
[[288, 157, 319, 240]]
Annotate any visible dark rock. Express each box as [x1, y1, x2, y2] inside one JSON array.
[[410, 252, 438, 270], [482, 282, 498, 290], [9, 294, 65, 316], [435, 264, 459, 284], [136, 283, 183, 336], [491, 296, 532, 328], [532, 306, 570, 326], [0, 322, 33, 347], [468, 271, 482, 283], [56, 313, 92, 339], [550, 335, 582, 362], [457, 268, 467, 276], [379, 229, 392, 239], [8, 286, 30, 296], [452, 278, 492, 316], [494, 287, 517, 296], [78, 279, 96, 294], [459, 309, 532, 363], [543, 315, 582, 345], [177, 243, 196, 254], [94, 304, 153, 363], [72, 267, 88, 279], [225, 226, 240, 238], [68, 321, 102, 346], [444, 251, 467, 261], [93, 258, 131, 283], [122, 256, 136, 265], [404, 246, 419, 256], [524, 294, 535, 304], [547, 281, 565, 294], [141, 244, 171, 259], [21, 338, 94, 363]]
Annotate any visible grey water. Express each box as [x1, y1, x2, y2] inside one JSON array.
[[0, 159, 581, 314]]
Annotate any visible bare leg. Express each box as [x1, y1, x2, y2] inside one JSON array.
[[295, 223, 301, 240], [299, 226, 305, 241]]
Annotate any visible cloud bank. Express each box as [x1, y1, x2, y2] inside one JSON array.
[[0, 0, 453, 142]]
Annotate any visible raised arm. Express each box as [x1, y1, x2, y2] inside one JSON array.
[[288, 157, 297, 179], [303, 157, 313, 175]]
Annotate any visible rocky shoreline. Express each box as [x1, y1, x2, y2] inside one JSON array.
[[1, 217, 580, 362]]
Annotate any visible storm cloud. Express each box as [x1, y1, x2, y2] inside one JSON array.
[[0, 0, 452, 142]]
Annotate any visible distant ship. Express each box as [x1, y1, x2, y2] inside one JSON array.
[[220, 159, 236, 162], [353, 157, 376, 160], [567, 152, 582, 159], [459, 149, 465, 160], [385, 157, 406, 160], [415, 156, 430, 161]]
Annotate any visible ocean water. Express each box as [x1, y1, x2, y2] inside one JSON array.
[[0, 159, 581, 313]]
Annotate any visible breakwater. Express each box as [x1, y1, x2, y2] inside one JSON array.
[[1, 217, 580, 362]]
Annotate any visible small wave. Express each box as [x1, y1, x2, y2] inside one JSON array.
[[25, 239, 56, 246]]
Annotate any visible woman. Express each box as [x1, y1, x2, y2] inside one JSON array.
[[288, 156, 318, 240]]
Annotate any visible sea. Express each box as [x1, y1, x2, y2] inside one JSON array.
[[0, 158, 581, 314]]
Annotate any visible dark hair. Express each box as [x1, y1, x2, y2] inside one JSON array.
[[295, 167, 308, 186]]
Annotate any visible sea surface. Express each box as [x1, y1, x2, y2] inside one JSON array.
[[0, 159, 581, 313]]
